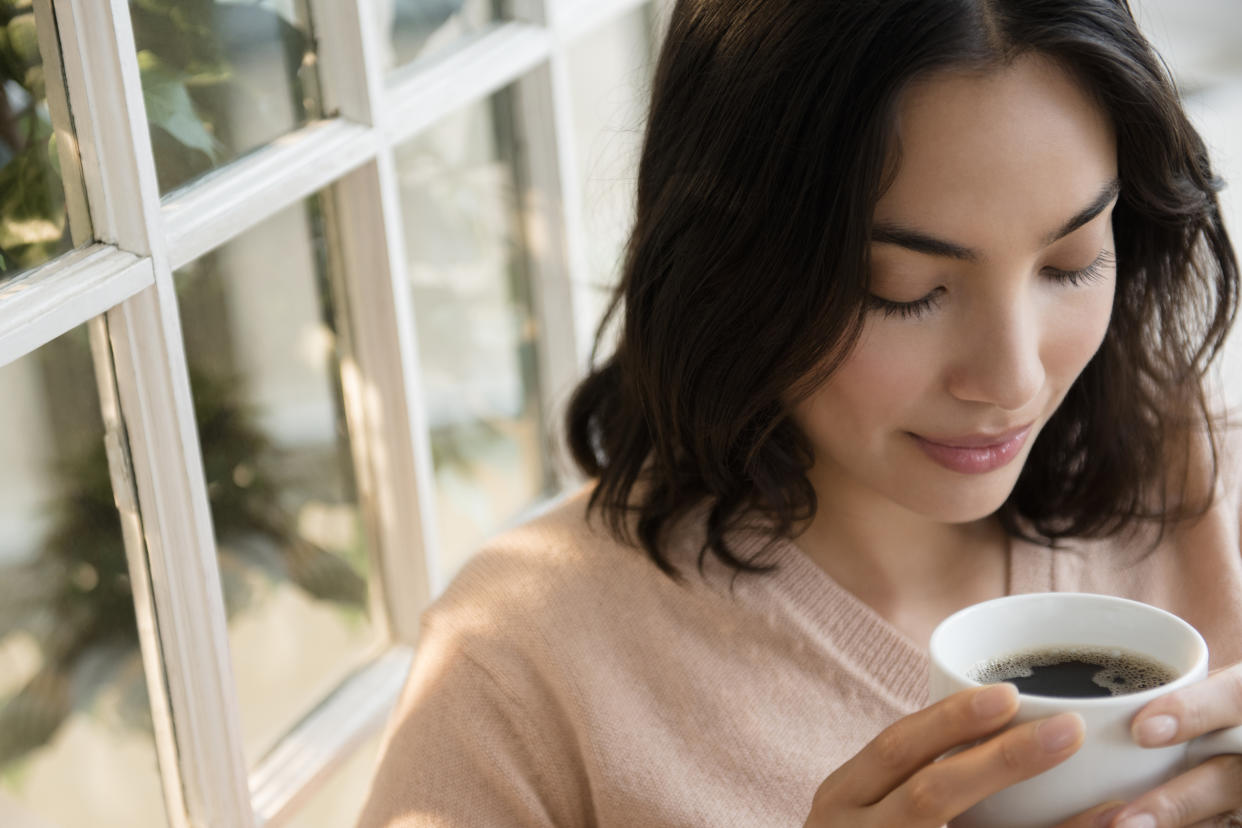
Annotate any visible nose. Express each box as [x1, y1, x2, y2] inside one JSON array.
[[945, 296, 1045, 411]]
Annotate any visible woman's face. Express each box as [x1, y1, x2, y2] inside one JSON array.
[[790, 55, 1118, 524]]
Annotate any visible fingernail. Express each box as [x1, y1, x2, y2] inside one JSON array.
[[973, 683, 1017, 718], [1094, 804, 1125, 828], [1134, 714, 1178, 746], [1114, 813, 1156, 828], [1037, 712, 1082, 753]]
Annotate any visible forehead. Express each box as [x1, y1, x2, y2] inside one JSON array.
[[874, 54, 1118, 249]]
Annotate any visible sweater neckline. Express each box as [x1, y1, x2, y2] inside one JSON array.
[[723, 529, 1056, 710]]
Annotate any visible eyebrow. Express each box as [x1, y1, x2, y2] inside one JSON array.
[[870, 178, 1121, 262]]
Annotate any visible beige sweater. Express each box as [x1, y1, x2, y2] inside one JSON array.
[[358, 444, 1242, 827]]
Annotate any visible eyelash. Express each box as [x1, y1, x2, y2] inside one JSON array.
[[865, 249, 1115, 320]]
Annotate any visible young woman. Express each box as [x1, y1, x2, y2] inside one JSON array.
[[358, 1, 1242, 826]]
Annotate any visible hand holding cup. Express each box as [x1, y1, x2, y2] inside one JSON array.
[[801, 682, 1121, 826], [1099, 661, 1242, 827], [928, 593, 1242, 828]]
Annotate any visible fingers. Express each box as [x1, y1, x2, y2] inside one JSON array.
[[1132, 665, 1242, 747], [1053, 801, 1127, 828], [1105, 754, 1242, 827], [880, 711, 1085, 825], [824, 683, 1020, 807]]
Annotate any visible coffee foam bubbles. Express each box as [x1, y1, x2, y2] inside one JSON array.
[[970, 645, 1177, 696]]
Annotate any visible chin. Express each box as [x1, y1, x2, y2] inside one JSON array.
[[938, 501, 1011, 525], [905, 475, 1020, 525]]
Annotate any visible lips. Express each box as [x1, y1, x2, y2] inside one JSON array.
[[911, 424, 1034, 474], [917, 424, 1034, 449]]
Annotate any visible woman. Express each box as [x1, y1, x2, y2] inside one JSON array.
[[358, 1, 1242, 825]]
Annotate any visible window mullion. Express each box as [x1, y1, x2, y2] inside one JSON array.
[[0, 245, 151, 368], [87, 313, 193, 828], [333, 149, 445, 636], [162, 119, 379, 270], [384, 22, 552, 146], [32, 0, 91, 247], [105, 289, 255, 828], [305, 0, 388, 128], [51, 0, 154, 249], [306, 0, 444, 633], [51, 1, 255, 826]]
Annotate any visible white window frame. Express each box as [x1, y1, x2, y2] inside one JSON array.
[[0, 0, 660, 825], [6, 1, 1233, 826]]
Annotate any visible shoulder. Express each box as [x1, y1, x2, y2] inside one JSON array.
[[437, 485, 650, 604], [419, 485, 704, 662], [362, 491, 622, 827]]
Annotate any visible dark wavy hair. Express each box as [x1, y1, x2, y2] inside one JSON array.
[[566, 0, 1239, 577]]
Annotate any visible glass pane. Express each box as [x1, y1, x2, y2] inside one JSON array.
[[130, 0, 322, 195], [0, 325, 168, 827], [175, 195, 380, 767], [0, 7, 86, 277], [283, 731, 383, 828], [394, 88, 553, 581], [566, 4, 661, 349], [375, 0, 499, 74]]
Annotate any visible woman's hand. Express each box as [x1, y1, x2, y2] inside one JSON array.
[[803, 683, 1120, 827], [1100, 664, 1242, 827]]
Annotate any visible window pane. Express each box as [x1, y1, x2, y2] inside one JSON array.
[[394, 88, 553, 581], [374, 0, 499, 74], [175, 195, 380, 767], [1129, 0, 1242, 407], [0, 7, 87, 277], [566, 4, 661, 349], [0, 325, 168, 827], [130, 0, 322, 195]]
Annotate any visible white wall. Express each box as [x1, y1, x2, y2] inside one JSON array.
[[1133, 0, 1242, 412]]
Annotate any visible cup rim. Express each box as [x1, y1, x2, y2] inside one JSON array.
[[929, 592, 1209, 705]]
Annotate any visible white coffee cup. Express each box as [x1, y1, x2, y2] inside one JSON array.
[[928, 592, 1242, 828]]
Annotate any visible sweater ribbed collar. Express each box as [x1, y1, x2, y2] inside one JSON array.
[[697, 526, 1056, 711]]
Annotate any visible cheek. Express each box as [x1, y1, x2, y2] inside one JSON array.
[[1044, 280, 1115, 380], [796, 324, 934, 434]]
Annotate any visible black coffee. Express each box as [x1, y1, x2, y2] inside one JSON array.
[[968, 645, 1178, 698]]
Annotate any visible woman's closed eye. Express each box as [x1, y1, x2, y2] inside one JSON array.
[[864, 286, 945, 320], [865, 248, 1115, 320], [1043, 248, 1115, 287]]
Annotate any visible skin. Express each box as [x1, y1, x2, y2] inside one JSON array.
[[792, 52, 1118, 649], [794, 54, 1242, 827]]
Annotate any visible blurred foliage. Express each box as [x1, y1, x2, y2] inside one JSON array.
[[0, 0, 318, 275], [0, 1, 353, 772], [0, 0, 71, 273], [128, 0, 318, 193], [0, 341, 367, 768]]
